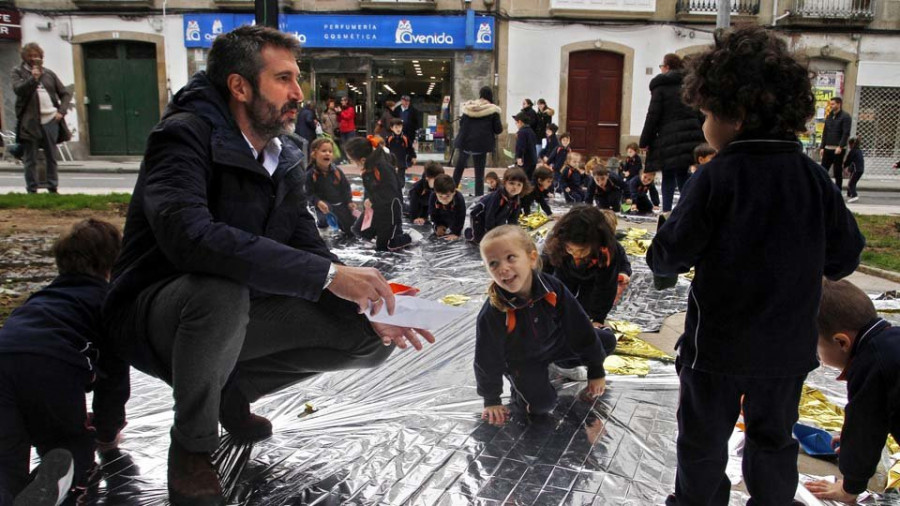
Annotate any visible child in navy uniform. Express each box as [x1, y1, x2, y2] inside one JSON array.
[[466, 168, 530, 244], [560, 151, 587, 203], [475, 225, 615, 425], [428, 174, 466, 240], [548, 133, 572, 191], [620, 142, 642, 183], [306, 138, 357, 235], [539, 123, 559, 164], [346, 136, 413, 251], [542, 206, 631, 327], [0, 219, 128, 506], [585, 158, 625, 212], [484, 171, 500, 193], [513, 112, 539, 179], [682, 143, 717, 197], [386, 118, 417, 186], [627, 169, 659, 214], [408, 162, 445, 225], [646, 26, 865, 506], [843, 137, 864, 203], [805, 279, 900, 503], [521, 166, 553, 216]]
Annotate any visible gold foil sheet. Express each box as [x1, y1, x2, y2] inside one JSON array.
[[440, 294, 471, 307], [603, 355, 651, 377], [606, 320, 675, 363], [623, 239, 653, 257], [624, 228, 649, 240], [518, 211, 550, 230], [798, 385, 846, 433]]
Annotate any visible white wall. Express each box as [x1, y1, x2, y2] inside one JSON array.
[[506, 21, 715, 136], [19, 12, 189, 140]]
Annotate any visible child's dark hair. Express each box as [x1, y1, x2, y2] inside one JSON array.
[[682, 25, 814, 138], [433, 174, 456, 193], [544, 205, 617, 268], [546, 123, 559, 134], [817, 278, 877, 338], [308, 137, 334, 168], [344, 136, 391, 171], [586, 156, 608, 176], [558, 132, 571, 141], [481, 225, 541, 312], [485, 171, 499, 182], [626, 142, 640, 152], [693, 143, 717, 163], [53, 219, 122, 279], [389, 118, 404, 128], [503, 167, 532, 196], [848, 137, 859, 149], [423, 161, 445, 179], [533, 166, 553, 182]]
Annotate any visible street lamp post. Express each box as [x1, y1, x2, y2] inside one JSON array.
[[255, 0, 279, 29]]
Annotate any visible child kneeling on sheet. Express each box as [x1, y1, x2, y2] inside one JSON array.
[[0, 219, 129, 506], [346, 136, 413, 251], [805, 279, 900, 503], [542, 205, 631, 332], [475, 225, 616, 426], [465, 167, 530, 244], [428, 174, 466, 240], [626, 169, 659, 214], [306, 137, 357, 235], [408, 162, 445, 225]]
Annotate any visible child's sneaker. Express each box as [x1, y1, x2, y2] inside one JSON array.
[[14, 449, 74, 506], [387, 233, 413, 251], [548, 363, 588, 381], [847, 196, 859, 203]]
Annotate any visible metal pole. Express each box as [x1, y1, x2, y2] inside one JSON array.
[[255, 0, 279, 29], [716, 0, 731, 29]]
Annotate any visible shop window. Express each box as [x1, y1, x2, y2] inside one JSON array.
[[856, 86, 900, 176]]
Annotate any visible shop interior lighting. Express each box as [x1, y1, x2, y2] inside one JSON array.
[[383, 84, 397, 94]]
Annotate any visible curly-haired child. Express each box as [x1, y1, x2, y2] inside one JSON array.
[[475, 225, 615, 426], [646, 26, 865, 505]]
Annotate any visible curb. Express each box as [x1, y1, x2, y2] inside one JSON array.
[[857, 264, 900, 284], [0, 166, 141, 174]]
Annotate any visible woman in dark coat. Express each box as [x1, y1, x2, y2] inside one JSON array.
[[639, 53, 705, 212], [453, 86, 503, 196]]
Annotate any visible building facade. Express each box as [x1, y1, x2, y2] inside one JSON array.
[[4, 0, 900, 173]]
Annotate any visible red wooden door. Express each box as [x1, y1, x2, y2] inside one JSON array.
[[567, 51, 624, 157]]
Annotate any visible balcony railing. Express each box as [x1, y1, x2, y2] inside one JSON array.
[[675, 0, 760, 15], [790, 0, 874, 18], [550, 0, 656, 13]]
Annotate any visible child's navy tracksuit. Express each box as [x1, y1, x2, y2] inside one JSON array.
[[467, 189, 522, 243], [354, 159, 411, 250], [542, 243, 632, 324], [521, 184, 552, 216], [515, 126, 539, 179], [0, 275, 130, 503], [539, 134, 559, 162], [407, 178, 433, 222], [560, 166, 586, 203], [843, 147, 865, 198], [834, 318, 900, 495], [620, 154, 642, 183], [646, 138, 864, 505], [386, 133, 416, 186], [305, 163, 355, 234], [548, 146, 570, 191], [428, 192, 466, 237], [628, 178, 659, 213], [474, 272, 615, 414], [585, 175, 626, 212]]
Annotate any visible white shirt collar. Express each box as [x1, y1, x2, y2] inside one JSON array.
[[241, 132, 283, 177]]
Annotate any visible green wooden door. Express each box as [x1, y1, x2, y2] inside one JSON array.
[[85, 41, 159, 155]]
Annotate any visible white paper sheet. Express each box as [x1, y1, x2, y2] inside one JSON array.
[[365, 295, 468, 329]]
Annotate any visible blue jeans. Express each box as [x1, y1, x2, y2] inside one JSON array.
[[21, 120, 60, 192], [661, 167, 689, 212]]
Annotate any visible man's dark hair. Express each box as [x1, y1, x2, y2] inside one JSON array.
[[423, 161, 445, 179], [389, 118, 404, 128], [682, 25, 814, 137], [693, 143, 717, 162], [831, 96, 843, 105], [207, 25, 301, 99], [53, 219, 122, 278], [817, 278, 877, 338], [433, 174, 456, 193], [663, 53, 683, 70]]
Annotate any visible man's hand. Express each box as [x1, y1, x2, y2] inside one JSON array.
[[482, 405, 510, 426], [326, 264, 396, 316], [364, 199, 372, 209], [805, 479, 857, 503], [587, 377, 606, 398], [615, 274, 630, 304], [410, 158, 417, 166], [370, 321, 435, 351], [835, 146, 843, 155], [348, 202, 358, 211], [316, 201, 330, 214], [53, 112, 64, 122], [413, 217, 426, 225], [31, 66, 42, 80], [820, 148, 825, 159]]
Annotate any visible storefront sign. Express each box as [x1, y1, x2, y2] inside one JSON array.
[[183, 14, 494, 51], [0, 9, 21, 41]]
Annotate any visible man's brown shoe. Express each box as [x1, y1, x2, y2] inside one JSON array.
[[220, 383, 272, 443], [167, 439, 224, 506]]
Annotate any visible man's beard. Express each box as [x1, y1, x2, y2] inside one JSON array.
[[247, 92, 298, 140]]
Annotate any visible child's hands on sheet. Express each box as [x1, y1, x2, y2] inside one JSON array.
[[586, 377, 606, 398], [482, 405, 510, 426], [804, 479, 857, 503]]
